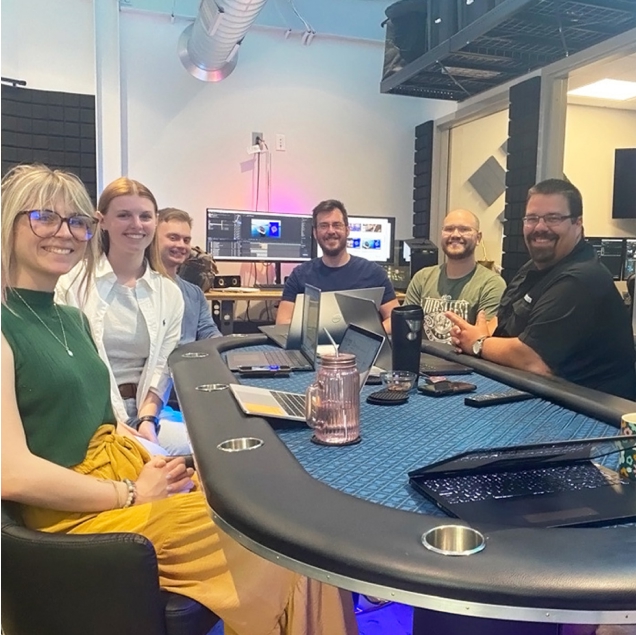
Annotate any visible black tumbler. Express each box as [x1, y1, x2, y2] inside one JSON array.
[[391, 305, 423, 376]]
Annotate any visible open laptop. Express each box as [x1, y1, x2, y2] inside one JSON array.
[[408, 435, 636, 528], [229, 323, 385, 422], [335, 293, 473, 375], [259, 293, 305, 349], [226, 284, 321, 371]]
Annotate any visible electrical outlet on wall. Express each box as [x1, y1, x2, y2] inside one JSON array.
[[275, 134, 286, 151]]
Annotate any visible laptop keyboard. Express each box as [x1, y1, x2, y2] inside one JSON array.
[[271, 391, 306, 418], [264, 349, 307, 367], [425, 464, 625, 505]]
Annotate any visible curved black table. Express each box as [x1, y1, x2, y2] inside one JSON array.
[[169, 335, 636, 630]]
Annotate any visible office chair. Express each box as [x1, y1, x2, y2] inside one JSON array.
[[1, 502, 220, 635]]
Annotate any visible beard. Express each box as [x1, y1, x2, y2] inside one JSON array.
[[525, 230, 558, 264], [443, 239, 476, 261], [318, 234, 347, 257]]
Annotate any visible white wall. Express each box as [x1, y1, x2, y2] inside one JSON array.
[[564, 104, 636, 239], [2, 0, 456, 284], [447, 109, 508, 267], [442, 102, 636, 269], [1, 0, 95, 95]]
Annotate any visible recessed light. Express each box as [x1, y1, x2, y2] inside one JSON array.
[[568, 79, 636, 101]]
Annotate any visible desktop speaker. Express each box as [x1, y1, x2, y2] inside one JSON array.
[[213, 275, 241, 288], [407, 238, 439, 278]]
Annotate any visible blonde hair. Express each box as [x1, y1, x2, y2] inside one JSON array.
[[98, 177, 166, 276], [158, 207, 193, 227], [1, 163, 98, 299]]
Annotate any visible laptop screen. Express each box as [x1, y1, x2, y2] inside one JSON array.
[[338, 324, 385, 388], [300, 284, 321, 363]]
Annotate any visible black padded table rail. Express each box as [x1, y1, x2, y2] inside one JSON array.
[[169, 335, 636, 623]]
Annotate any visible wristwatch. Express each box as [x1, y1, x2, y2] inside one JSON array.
[[472, 336, 490, 358], [136, 415, 161, 434]]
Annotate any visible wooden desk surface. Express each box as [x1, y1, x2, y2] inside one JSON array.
[[205, 289, 406, 302]]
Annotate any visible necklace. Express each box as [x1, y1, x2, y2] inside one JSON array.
[[14, 290, 74, 357]]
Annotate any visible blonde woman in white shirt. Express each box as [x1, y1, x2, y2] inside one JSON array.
[[58, 178, 186, 452]]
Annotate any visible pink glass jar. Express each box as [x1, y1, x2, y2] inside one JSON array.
[[305, 353, 361, 446]]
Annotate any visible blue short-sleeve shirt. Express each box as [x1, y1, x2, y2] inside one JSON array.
[[281, 256, 396, 305]]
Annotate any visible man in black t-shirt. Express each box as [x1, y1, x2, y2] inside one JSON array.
[[276, 199, 399, 332], [447, 179, 636, 400]]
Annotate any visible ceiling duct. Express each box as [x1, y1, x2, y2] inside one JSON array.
[[178, 0, 269, 82]]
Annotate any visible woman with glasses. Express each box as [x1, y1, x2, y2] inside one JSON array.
[[1, 164, 357, 635], [57, 177, 189, 454]]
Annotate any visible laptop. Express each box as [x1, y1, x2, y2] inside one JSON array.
[[259, 294, 305, 349], [229, 323, 385, 422], [335, 293, 392, 370], [408, 435, 636, 528], [226, 284, 321, 371], [316, 287, 384, 344], [335, 293, 473, 376], [260, 287, 384, 349]]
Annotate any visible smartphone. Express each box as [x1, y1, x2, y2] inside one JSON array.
[[417, 381, 477, 397], [237, 365, 291, 378]]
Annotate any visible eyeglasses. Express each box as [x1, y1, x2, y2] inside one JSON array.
[[441, 225, 477, 236], [316, 222, 346, 231], [522, 214, 573, 227], [19, 210, 97, 242]]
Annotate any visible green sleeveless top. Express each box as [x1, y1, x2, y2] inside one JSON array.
[[2, 289, 116, 467]]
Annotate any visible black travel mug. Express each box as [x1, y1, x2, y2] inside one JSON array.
[[391, 305, 423, 376]]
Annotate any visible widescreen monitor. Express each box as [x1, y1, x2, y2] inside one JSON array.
[[316, 215, 396, 264], [587, 237, 625, 280], [206, 209, 315, 262], [624, 239, 636, 280]]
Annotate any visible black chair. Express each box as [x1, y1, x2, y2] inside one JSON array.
[[1, 502, 220, 635]]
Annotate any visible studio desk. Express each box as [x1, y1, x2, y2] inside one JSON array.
[[169, 336, 636, 634]]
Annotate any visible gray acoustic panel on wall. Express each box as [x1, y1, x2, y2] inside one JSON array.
[[468, 156, 506, 207]]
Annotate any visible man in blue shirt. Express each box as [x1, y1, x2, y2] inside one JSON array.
[[276, 200, 399, 332], [157, 208, 221, 343]]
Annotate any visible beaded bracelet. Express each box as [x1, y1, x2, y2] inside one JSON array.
[[122, 478, 137, 508]]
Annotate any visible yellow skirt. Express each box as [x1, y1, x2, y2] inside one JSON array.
[[22, 426, 358, 635]]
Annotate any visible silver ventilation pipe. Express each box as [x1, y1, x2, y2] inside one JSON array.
[[178, 0, 269, 82]]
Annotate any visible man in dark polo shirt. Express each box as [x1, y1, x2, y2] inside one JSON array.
[[447, 178, 636, 400], [276, 199, 399, 332]]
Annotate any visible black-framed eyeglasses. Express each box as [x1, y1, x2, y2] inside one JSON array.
[[316, 221, 346, 231], [19, 210, 97, 242], [522, 214, 574, 227]]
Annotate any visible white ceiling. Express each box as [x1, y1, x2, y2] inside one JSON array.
[[121, 0, 636, 111], [122, 0, 394, 41], [567, 52, 636, 112]]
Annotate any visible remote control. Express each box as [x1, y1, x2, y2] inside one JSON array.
[[464, 388, 534, 408]]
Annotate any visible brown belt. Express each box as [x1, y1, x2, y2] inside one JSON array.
[[118, 383, 138, 400]]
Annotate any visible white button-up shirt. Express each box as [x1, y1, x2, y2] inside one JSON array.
[[57, 256, 184, 423]]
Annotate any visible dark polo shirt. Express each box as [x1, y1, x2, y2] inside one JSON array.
[[495, 239, 636, 400]]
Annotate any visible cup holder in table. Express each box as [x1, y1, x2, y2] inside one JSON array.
[[196, 383, 229, 392], [217, 437, 264, 452], [421, 525, 486, 556]]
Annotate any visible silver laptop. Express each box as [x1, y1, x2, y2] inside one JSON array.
[[259, 294, 305, 349], [317, 287, 384, 344], [260, 287, 384, 348], [335, 293, 393, 370], [229, 323, 386, 422], [226, 284, 321, 371]]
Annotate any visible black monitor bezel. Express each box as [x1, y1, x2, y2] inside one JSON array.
[[205, 208, 316, 263]]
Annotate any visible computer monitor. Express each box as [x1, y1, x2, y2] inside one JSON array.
[[316, 216, 396, 264], [206, 209, 315, 262], [587, 237, 625, 280], [398, 239, 411, 266], [624, 239, 636, 280]]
